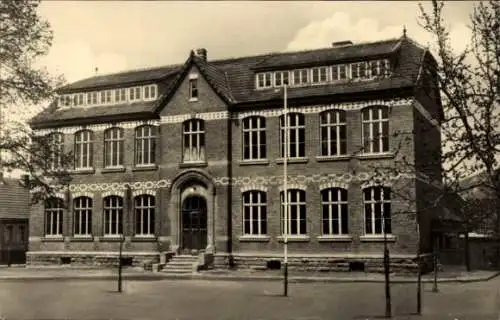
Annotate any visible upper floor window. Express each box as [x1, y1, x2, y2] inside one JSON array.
[[73, 93, 85, 106], [135, 125, 156, 166], [292, 69, 309, 86], [189, 79, 198, 100], [86, 92, 98, 106], [74, 130, 93, 170], [256, 72, 272, 89], [129, 87, 142, 102], [274, 71, 289, 87], [74, 197, 92, 236], [311, 67, 328, 84], [321, 188, 348, 235], [104, 127, 124, 168], [362, 106, 389, 154], [100, 90, 113, 104], [281, 189, 307, 236], [370, 60, 390, 77], [331, 64, 349, 81], [363, 186, 391, 235], [135, 195, 155, 236], [103, 196, 123, 236], [115, 88, 127, 103], [143, 84, 157, 101], [183, 119, 205, 162], [280, 113, 305, 158], [45, 198, 63, 237], [320, 110, 347, 156], [243, 191, 267, 236], [49, 132, 64, 170], [242, 116, 266, 160]]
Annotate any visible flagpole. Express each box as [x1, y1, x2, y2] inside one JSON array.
[[283, 84, 289, 297]]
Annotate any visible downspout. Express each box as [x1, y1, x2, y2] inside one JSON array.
[[226, 110, 234, 268]]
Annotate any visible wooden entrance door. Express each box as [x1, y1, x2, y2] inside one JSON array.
[[181, 196, 207, 253]]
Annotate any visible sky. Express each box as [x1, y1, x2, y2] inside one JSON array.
[[36, 1, 475, 85]]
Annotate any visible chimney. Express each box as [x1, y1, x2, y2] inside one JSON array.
[[195, 48, 207, 61], [332, 40, 353, 48]]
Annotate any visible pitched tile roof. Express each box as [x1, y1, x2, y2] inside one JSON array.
[[31, 36, 431, 129], [0, 178, 30, 220]]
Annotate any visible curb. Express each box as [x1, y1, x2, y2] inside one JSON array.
[[0, 271, 498, 283]]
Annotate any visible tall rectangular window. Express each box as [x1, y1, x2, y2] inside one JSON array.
[[320, 110, 347, 156], [74, 197, 92, 236], [189, 79, 198, 99], [135, 125, 156, 166], [74, 130, 93, 169], [135, 195, 155, 236], [45, 198, 63, 236], [364, 187, 391, 235], [243, 191, 267, 235], [49, 132, 64, 170], [183, 119, 205, 162], [362, 106, 390, 153], [104, 127, 124, 167], [281, 189, 307, 235], [104, 196, 123, 236], [321, 188, 348, 235], [242, 116, 266, 160], [280, 113, 305, 158]]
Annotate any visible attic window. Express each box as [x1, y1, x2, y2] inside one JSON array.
[[256, 72, 272, 89], [129, 87, 142, 102], [274, 71, 289, 87], [189, 79, 198, 100], [292, 69, 309, 86], [143, 84, 157, 101]]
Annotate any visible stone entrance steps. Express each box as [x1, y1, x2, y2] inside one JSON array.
[[162, 255, 198, 274]]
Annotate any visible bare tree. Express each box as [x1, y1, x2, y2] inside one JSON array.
[[0, 0, 71, 202]]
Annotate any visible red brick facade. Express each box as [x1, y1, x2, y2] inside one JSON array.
[[28, 38, 443, 272]]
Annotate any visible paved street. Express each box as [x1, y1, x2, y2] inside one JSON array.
[[0, 277, 499, 320]]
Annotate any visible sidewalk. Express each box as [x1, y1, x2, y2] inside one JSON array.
[[0, 265, 499, 283]]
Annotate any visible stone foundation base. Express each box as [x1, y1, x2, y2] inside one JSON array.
[[26, 251, 161, 269], [214, 253, 434, 274]]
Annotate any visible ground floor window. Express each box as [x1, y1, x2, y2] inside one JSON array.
[[103, 196, 123, 236], [280, 189, 307, 235], [242, 191, 267, 235], [74, 197, 92, 236], [135, 195, 155, 236], [364, 186, 391, 235], [321, 188, 349, 235], [45, 198, 64, 236]]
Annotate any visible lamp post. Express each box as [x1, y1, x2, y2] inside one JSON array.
[[283, 84, 289, 297], [117, 234, 124, 293]]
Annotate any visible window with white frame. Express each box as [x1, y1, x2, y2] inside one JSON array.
[[292, 69, 309, 86], [311, 67, 328, 84], [135, 195, 155, 236], [104, 127, 124, 168], [100, 90, 113, 104], [73, 93, 85, 106], [281, 189, 307, 235], [143, 84, 157, 101], [183, 119, 205, 162], [256, 72, 273, 89], [320, 110, 347, 156], [103, 196, 123, 236], [189, 79, 198, 100], [363, 186, 391, 235], [243, 191, 267, 235], [135, 125, 156, 166], [242, 116, 266, 160], [45, 198, 63, 236], [74, 197, 92, 236], [370, 59, 390, 77], [280, 113, 305, 158], [86, 92, 98, 106], [129, 87, 142, 102], [74, 130, 93, 169], [362, 106, 389, 153], [114, 88, 127, 103], [321, 188, 348, 235], [49, 132, 64, 170], [274, 71, 289, 87]]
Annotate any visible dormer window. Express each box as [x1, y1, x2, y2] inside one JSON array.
[[274, 71, 289, 87], [100, 90, 113, 104], [129, 87, 142, 102], [256, 72, 272, 89], [292, 69, 309, 86], [143, 84, 157, 101], [311, 67, 328, 84], [115, 88, 127, 103], [370, 59, 390, 77]]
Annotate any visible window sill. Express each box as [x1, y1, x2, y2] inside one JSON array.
[[276, 157, 309, 164], [179, 161, 207, 168], [357, 153, 394, 160], [239, 159, 270, 166], [239, 235, 271, 242], [189, 98, 199, 102], [277, 235, 310, 242], [131, 235, 157, 242], [316, 155, 351, 162], [99, 236, 125, 242], [41, 236, 64, 242], [101, 167, 126, 173], [360, 235, 396, 242], [70, 236, 94, 242], [132, 165, 158, 172], [72, 168, 95, 175], [317, 235, 353, 242]]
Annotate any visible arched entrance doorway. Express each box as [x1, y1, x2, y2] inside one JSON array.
[[181, 196, 207, 253]]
